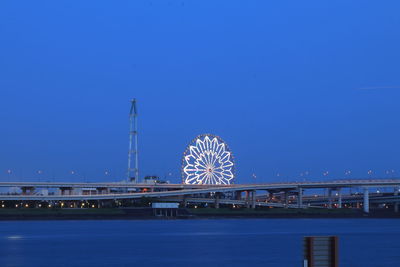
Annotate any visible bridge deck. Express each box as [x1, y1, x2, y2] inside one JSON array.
[[0, 179, 398, 201]]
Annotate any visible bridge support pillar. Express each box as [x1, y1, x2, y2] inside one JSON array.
[[394, 187, 399, 213], [21, 187, 35, 195], [235, 191, 242, 200], [337, 188, 342, 209], [363, 188, 369, 213], [251, 190, 256, 209], [182, 196, 188, 208], [268, 191, 273, 202], [284, 191, 289, 209], [215, 193, 220, 209], [60, 187, 73, 196], [297, 188, 303, 208], [245, 191, 251, 208], [96, 188, 109, 195], [328, 189, 333, 209]]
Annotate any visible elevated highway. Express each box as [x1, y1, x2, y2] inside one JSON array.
[[1, 179, 400, 191], [0, 179, 399, 213]]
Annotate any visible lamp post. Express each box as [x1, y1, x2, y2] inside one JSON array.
[[6, 169, 12, 181], [70, 170, 77, 182], [104, 170, 110, 181], [37, 170, 43, 182]]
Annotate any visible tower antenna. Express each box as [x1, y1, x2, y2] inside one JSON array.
[[127, 99, 139, 183]]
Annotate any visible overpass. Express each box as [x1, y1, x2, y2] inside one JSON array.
[[0, 179, 399, 213]]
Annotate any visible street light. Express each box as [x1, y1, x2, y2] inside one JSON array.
[[37, 170, 43, 182], [69, 170, 77, 183], [300, 171, 308, 182], [389, 169, 395, 178], [164, 172, 173, 182], [6, 169, 12, 181]]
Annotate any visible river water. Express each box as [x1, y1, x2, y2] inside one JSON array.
[[0, 219, 399, 266]]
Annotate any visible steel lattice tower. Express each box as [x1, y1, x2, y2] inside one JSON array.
[[127, 99, 139, 183]]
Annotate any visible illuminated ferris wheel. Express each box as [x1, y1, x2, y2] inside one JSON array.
[[182, 134, 235, 185]]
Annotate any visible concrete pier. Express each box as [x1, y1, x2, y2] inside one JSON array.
[[21, 187, 35, 195], [235, 191, 242, 200], [337, 188, 342, 209], [363, 187, 369, 213], [183, 196, 188, 208], [214, 193, 220, 209], [298, 187, 303, 208], [244, 191, 250, 208], [284, 191, 289, 209], [251, 190, 256, 209], [328, 189, 333, 209]]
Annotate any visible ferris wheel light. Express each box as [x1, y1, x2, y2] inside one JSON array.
[[182, 134, 235, 185]]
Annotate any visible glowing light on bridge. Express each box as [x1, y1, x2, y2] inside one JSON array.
[[182, 134, 235, 185]]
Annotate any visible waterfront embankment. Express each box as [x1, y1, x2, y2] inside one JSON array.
[[0, 207, 399, 220]]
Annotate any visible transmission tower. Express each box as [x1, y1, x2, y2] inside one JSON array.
[[127, 99, 139, 183]]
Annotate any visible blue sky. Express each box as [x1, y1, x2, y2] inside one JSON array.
[[1, 1, 400, 183]]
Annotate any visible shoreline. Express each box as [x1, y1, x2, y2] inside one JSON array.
[[0, 208, 399, 220]]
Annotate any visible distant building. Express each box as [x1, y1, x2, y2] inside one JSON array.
[[143, 176, 169, 184], [144, 176, 159, 184]]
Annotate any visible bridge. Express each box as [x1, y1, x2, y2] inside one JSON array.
[[0, 179, 399, 213]]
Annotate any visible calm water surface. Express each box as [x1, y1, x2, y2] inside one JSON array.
[[0, 219, 399, 267]]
